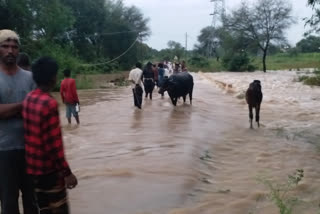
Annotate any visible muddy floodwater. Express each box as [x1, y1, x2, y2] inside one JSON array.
[[58, 71, 320, 214]]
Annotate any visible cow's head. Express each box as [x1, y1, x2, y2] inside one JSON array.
[[158, 76, 171, 94], [249, 80, 262, 92]]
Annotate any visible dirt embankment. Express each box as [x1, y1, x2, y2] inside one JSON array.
[[76, 71, 130, 89]]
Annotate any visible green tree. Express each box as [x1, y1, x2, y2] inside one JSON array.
[[31, 0, 75, 40], [167, 40, 185, 60], [0, 0, 34, 38], [296, 35, 320, 52], [226, 0, 295, 72], [1, 0, 151, 72], [195, 26, 222, 59], [306, 0, 320, 32]]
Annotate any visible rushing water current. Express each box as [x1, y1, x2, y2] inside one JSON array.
[[57, 71, 320, 214]]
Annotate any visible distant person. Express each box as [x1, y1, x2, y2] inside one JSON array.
[[181, 60, 188, 72], [0, 29, 38, 214], [60, 69, 80, 124], [158, 62, 165, 87], [167, 61, 173, 74], [17, 52, 31, 71], [128, 62, 143, 109], [163, 64, 170, 77], [22, 56, 78, 214], [142, 62, 155, 99], [152, 63, 159, 87], [173, 62, 180, 74]]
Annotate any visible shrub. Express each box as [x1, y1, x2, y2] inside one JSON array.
[[298, 75, 309, 82], [303, 75, 320, 86], [222, 52, 256, 72], [188, 56, 210, 67], [258, 169, 304, 214]]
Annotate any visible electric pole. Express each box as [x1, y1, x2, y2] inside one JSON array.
[[208, 0, 226, 57], [185, 32, 188, 51]]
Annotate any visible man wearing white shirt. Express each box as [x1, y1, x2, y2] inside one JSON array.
[[128, 62, 143, 109]]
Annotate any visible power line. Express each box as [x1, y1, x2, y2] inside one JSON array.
[[80, 36, 140, 67], [55, 30, 140, 40]]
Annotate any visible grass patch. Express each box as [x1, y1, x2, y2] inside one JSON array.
[[188, 57, 224, 72], [253, 53, 320, 71], [76, 76, 94, 90], [75, 71, 129, 89], [303, 75, 320, 86], [257, 169, 304, 214], [187, 52, 320, 72]]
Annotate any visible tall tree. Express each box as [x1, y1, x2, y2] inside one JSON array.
[[226, 0, 295, 72], [0, 0, 34, 38], [306, 0, 320, 32], [31, 0, 75, 40], [167, 40, 185, 60], [195, 26, 221, 58]]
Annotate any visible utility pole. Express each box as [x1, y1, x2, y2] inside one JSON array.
[[208, 0, 226, 57], [185, 32, 188, 51], [185, 32, 188, 59]]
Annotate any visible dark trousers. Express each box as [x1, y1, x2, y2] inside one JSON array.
[[0, 150, 38, 214], [133, 85, 143, 109], [32, 172, 69, 214]]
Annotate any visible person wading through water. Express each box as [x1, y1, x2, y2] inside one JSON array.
[[128, 62, 143, 109], [60, 69, 80, 124]]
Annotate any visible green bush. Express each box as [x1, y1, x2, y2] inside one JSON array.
[[76, 76, 94, 90], [222, 52, 256, 72], [314, 69, 320, 75], [188, 56, 210, 67], [298, 75, 309, 82], [303, 75, 320, 86], [258, 169, 304, 214]]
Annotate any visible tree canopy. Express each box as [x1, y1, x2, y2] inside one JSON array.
[[296, 35, 320, 52], [306, 0, 320, 32], [196, 0, 295, 72], [0, 0, 151, 72]]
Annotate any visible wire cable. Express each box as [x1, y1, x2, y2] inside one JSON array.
[[80, 36, 140, 67]]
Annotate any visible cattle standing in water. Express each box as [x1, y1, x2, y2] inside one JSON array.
[[245, 80, 263, 129], [159, 72, 194, 106]]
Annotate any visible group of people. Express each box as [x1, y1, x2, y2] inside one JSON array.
[[0, 28, 189, 213], [0, 29, 79, 214], [128, 60, 188, 109]]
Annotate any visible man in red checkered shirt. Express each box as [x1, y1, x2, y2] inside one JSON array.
[[22, 57, 77, 214]]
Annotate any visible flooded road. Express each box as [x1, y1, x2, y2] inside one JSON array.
[[58, 71, 320, 214]]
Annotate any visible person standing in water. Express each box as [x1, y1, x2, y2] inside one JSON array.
[[128, 62, 143, 109], [60, 69, 80, 124]]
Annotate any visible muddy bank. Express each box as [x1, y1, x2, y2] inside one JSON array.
[[76, 71, 129, 89]]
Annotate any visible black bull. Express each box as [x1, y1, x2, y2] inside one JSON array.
[[159, 72, 194, 106], [245, 80, 263, 129]]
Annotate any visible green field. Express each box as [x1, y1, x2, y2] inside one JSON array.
[[254, 52, 320, 71], [188, 52, 320, 72]]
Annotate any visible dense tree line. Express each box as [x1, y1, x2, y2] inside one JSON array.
[[0, 0, 151, 73]]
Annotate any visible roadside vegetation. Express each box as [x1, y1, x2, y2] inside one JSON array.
[[255, 169, 313, 214]]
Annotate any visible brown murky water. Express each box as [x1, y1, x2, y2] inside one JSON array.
[[58, 71, 320, 214]]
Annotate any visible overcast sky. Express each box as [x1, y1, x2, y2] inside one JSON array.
[[123, 0, 313, 50]]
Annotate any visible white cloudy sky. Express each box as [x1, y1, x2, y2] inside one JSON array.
[[123, 0, 314, 50]]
